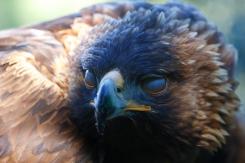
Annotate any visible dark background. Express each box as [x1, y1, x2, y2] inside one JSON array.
[[0, 0, 244, 106]]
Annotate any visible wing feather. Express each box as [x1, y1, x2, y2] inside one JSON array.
[[0, 29, 80, 162]]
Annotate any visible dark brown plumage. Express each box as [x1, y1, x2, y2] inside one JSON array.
[[0, 2, 243, 163]]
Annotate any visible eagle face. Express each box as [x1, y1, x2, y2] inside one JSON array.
[[69, 3, 239, 161], [79, 10, 182, 136]]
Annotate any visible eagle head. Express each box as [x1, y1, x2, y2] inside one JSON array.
[[69, 3, 240, 162]]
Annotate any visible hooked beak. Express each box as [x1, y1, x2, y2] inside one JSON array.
[[94, 70, 151, 133]]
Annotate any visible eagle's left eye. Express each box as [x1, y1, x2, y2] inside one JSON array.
[[141, 76, 167, 95], [84, 70, 96, 89]]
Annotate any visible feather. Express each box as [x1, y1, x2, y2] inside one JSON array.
[[0, 29, 79, 162]]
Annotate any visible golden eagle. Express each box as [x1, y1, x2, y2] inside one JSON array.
[[0, 2, 243, 163]]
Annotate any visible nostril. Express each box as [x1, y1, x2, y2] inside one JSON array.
[[116, 87, 122, 93]]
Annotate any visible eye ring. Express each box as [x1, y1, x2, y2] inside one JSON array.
[[141, 75, 167, 96], [84, 70, 97, 89]]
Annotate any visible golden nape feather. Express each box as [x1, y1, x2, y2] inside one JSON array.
[[0, 2, 244, 163]]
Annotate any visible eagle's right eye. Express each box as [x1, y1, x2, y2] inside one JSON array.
[[84, 70, 96, 89], [141, 75, 167, 96]]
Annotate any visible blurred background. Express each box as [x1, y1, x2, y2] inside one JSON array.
[[0, 0, 244, 105]]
